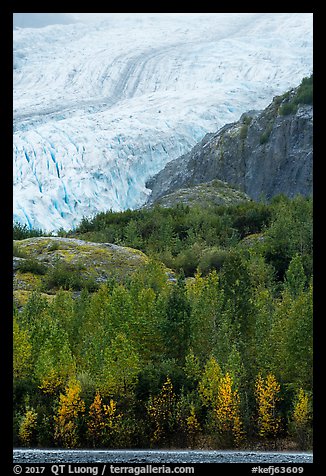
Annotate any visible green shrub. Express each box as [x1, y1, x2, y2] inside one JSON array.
[[198, 247, 228, 275], [279, 102, 298, 116], [13, 242, 28, 258], [43, 261, 99, 292], [293, 75, 313, 105], [260, 124, 273, 145], [242, 115, 253, 126], [239, 124, 249, 140], [19, 258, 47, 275], [47, 241, 60, 252], [278, 75, 312, 116]]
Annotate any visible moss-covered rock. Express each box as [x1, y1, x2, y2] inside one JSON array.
[[147, 179, 250, 208], [13, 237, 149, 300]]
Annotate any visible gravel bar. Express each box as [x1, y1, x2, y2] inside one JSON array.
[[13, 449, 313, 464]]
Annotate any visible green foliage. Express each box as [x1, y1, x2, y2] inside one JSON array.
[[161, 274, 191, 363], [279, 75, 313, 116], [100, 333, 141, 397], [293, 75, 313, 105], [42, 259, 99, 292], [13, 194, 313, 450], [198, 247, 228, 275], [18, 258, 47, 275], [19, 407, 38, 446], [239, 124, 249, 140], [279, 102, 298, 116], [13, 242, 28, 258], [13, 318, 32, 380], [70, 200, 273, 277], [262, 195, 312, 280], [260, 124, 273, 144]]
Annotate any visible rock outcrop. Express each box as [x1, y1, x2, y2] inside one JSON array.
[[145, 179, 251, 209], [13, 237, 149, 306], [146, 87, 313, 204]]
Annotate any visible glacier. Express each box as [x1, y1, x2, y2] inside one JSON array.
[[13, 13, 313, 232]]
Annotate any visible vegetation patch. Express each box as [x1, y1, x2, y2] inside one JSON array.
[[278, 75, 312, 116], [260, 123, 274, 145], [18, 258, 47, 275], [42, 259, 99, 292]]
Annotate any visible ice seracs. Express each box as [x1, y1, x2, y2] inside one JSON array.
[[13, 13, 313, 232]]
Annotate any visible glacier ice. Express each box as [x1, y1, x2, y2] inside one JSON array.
[[13, 13, 313, 232]]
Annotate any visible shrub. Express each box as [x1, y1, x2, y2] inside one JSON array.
[[18, 258, 47, 275], [279, 102, 298, 116], [198, 247, 228, 275], [239, 124, 249, 140], [293, 75, 313, 105], [13, 242, 28, 258], [48, 241, 60, 252], [43, 261, 98, 292], [260, 124, 273, 144]]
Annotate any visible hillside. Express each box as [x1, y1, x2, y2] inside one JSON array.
[[146, 77, 313, 204]]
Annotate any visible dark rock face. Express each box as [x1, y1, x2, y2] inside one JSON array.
[[146, 95, 313, 204]]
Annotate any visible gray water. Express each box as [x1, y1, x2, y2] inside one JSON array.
[[13, 449, 313, 464]]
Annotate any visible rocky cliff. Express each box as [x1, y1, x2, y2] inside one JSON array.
[[146, 82, 313, 204]]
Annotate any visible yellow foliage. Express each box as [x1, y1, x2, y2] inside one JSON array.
[[38, 368, 64, 395], [54, 379, 85, 448], [292, 388, 310, 428], [215, 372, 244, 445], [255, 372, 281, 438], [88, 391, 105, 440], [290, 388, 312, 449], [19, 408, 38, 446], [87, 391, 122, 446], [186, 404, 201, 435], [147, 377, 176, 444], [103, 399, 122, 425]]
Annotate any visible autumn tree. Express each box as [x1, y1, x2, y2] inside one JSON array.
[[214, 372, 244, 447], [147, 376, 176, 446], [186, 404, 201, 447], [255, 373, 281, 440], [290, 388, 312, 450], [54, 379, 85, 448], [87, 391, 122, 447], [175, 394, 201, 448], [19, 407, 38, 446]]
